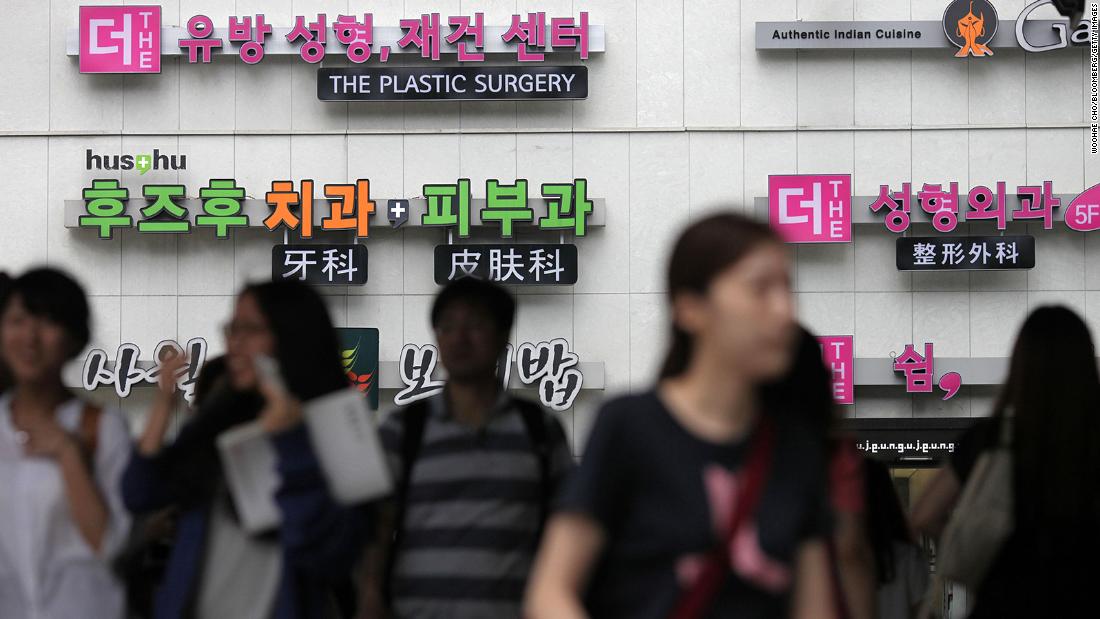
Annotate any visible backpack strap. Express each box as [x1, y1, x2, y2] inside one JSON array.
[[78, 403, 103, 459], [514, 398, 553, 543], [382, 399, 431, 610]]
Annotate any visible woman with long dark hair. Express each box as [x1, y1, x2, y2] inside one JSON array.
[[121, 280, 366, 619], [760, 326, 876, 619], [862, 460, 926, 619], [525, 213, 836, 619], [911, 305, 1100, 617], [0, 268, 132, 619]]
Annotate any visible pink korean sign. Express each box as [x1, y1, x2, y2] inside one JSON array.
[[769, 174, 852, 243], [818, 336, 854, 405], [79, 5, 161, 73]]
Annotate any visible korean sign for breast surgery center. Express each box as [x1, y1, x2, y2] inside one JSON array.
[[72, 6, 602, 101], [756, 0, 1090, 55]]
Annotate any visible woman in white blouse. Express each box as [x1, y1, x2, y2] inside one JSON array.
[[0, 268, 131, 619]]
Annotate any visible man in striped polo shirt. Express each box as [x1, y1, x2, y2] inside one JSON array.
[[363, 279, 573, 618]]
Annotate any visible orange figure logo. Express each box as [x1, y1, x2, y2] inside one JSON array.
[[943, 0, 998, 58]]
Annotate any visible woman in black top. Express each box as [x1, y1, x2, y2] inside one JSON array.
[[911, 306, 1100, 617], [525, 213, 836, 619]]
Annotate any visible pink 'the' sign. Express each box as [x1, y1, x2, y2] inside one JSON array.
[[769, 174, 852, 243], [818, 335, 854, 405], [79, 5, 161, 73]]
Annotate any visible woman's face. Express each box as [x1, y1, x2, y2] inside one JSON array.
[[677, 243, 796, 381], [224, 293, 276, 390], [0, 295, 72, 385]]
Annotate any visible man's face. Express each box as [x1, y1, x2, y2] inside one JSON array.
[[434, 301, 505, 384]]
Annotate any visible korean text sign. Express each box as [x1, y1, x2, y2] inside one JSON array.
[[769, 174, 852, 243], [79, 5, 161, 73]]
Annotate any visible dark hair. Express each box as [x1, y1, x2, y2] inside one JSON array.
[[995, 306, 1100, 527], [1, 267, 90, 358], [430, 277, 516, 339], [0, 272, 10, 392], [760, 325, 834, 433], [660, 213, 783, 378], [193, 355, 227, 407], [242, 280, 349, 402], [863, 459, 915, 584]]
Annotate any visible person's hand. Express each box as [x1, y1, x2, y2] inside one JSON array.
[[156, 349, 188, 396], [21, 415, 80, 461], [257, 373, 303, 434]]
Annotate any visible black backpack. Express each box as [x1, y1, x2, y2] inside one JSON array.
[[382, 397, 555, 607]]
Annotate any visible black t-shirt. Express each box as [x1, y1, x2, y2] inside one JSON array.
[[557, 392, 830, 619]]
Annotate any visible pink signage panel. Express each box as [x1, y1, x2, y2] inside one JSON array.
[[79, 5, 161, 73], [769, 174, 852, 243], [818, 335, 854, 405]]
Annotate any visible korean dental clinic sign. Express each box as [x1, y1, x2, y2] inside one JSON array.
[[756, 0, 1090, 53]]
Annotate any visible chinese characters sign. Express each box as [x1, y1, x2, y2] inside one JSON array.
[[896, 236, 1034, 271], [818, 336, 854, 405], [892, 343, 962, 400], [273, 245, 368, 285], [82, 338, 207, 402], [319, 66, 587, 101], [79, 5, 161, 73], [769, 174, 852, 243], [435, 244, 578, 286], [337, 328, 379, 410], [396, 339, 583, 412], [73, 10, 602, 69]]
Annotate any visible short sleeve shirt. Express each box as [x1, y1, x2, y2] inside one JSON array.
[[557, 392, 830, 619]]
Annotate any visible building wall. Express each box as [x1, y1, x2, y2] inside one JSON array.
[[0, 0, 1093, 448]]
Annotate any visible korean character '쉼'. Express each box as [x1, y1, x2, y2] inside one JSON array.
[[80, 179, 132, 239], [139, 184, 190, 233], [322, 179, 374, 238], [179, 15, 223, 63], [539, 179, 594, 236], [423, 179, 472, 238], [196, 179, 249, 238], [893, 343, 934, 393], [483, 179, 533, 237], [869, 183, 912, 233], [228, 15, 272, 64]]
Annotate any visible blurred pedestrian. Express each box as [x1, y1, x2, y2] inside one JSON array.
[[525, 213, 836, 619], [863, 460, 926, 619], [760, 326, 876, 619], [911, 306, 1100, 617], [360, 278, 573, 619], [122, 280, 367, 619], [0, 267, 132, 619]]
